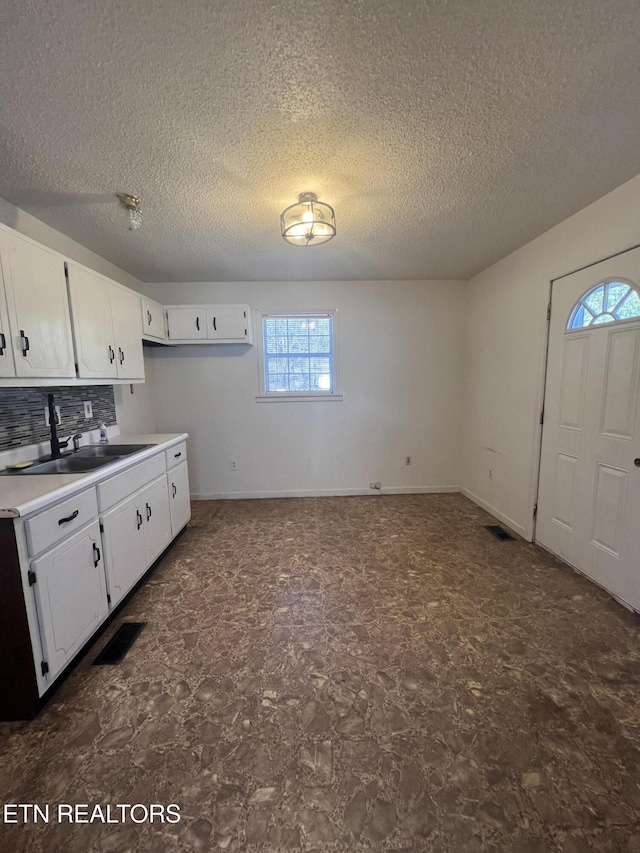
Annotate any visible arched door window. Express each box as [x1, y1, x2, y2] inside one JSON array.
[[567, 279, 640, 330]]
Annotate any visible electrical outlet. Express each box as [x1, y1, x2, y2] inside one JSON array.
[[44, 405, 61, 426], [370, 481, 382, 490], [369, 481, 377, 489], [230, 460, 238, 471], [405, 456, 412, 466], [83, 401, 93, 419]]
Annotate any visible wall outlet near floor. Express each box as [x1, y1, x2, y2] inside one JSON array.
[[83, 400, 93, 419], [405, 456, 412, 466], [370, 481, 382, 490], [44, 405, 61, 426], [230, 460, 238, 471]]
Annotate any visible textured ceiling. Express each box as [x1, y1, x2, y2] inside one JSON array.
[[1, 0, 640, 282]]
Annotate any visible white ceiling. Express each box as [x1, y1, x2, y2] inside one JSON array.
[[1, 0, 640, 283]]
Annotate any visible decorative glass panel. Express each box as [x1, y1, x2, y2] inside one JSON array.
[[567, 281, 640, 330]]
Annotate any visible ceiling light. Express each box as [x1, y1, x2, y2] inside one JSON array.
[[116, 193, 142, 231], [281, 192, 336, 247]]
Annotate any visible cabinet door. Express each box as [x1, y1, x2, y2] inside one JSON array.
[[110, 285, 145, 379], [0, 230, 75, 378], [66, 263, 117, 378], [168, 461, 191, 536], [141, 297, 165, 341], [101, 494, 147, 607], [0, 271, 15, 377], [31, 521, 108, 682], [166, 307, 207, 340], [206, 305, 250, 342], [141, 476, 172, 567]]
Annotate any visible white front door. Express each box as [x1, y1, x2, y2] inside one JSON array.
[[536, 246, 640, 610]]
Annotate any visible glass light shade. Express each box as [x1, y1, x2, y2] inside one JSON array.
[[281, 192, 336, 246]]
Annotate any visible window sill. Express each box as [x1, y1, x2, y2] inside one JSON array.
[[256, 394, 343, 403]]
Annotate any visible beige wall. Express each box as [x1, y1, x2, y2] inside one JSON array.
[[144, 280, 466, 499]]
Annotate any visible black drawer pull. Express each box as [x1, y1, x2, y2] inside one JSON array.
[[196, 317, 200, 331], [174, 451, 182, 458], [58, 509, 79, 526], [136, 509, 143, 529], [92, 543, 101, 567], [0, 331, 5, 354], [146, 502, 152, 521], [212, 316, 217, 331]]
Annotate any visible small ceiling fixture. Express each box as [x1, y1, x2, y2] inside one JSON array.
[[281, 192, 336, 247], [116, 192, 142, 231]]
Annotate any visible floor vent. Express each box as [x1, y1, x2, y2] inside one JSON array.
[[485, 524, 516, 541], [93, 622, 146, 666]]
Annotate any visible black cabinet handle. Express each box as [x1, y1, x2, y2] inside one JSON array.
[[108, 345, 115, 363], [20, 329, 29, 356], [174, 451, 181, 458], [92, 543, 101, 567], [119, 347, 125, 364], [147, 310, 152, 325], [212, 316, 217, 331], [172, 483, 177, 498], [195, 316, 200, 331], [58, 509, 79, 526], [146, 502, 152, 521], [0, 331, 5, 355], [136, 509, 143, 529]]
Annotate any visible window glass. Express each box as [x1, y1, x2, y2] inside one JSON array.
[[567, 281, 640, 330], [261, 313, 338, 396]]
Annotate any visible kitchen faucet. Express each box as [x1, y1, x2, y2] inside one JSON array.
[[46, 394, 82, 458], [47, 393, 62, 458]]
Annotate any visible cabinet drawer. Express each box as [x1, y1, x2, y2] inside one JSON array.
[[25, 488, 98, 557], [166, 441, 187, 469], [97, 453, 166, 512]]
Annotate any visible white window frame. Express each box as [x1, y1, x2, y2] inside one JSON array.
[[256, 309, 343, 402]]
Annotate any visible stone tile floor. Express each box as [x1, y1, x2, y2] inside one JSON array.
[[2, 494, 640, 852]]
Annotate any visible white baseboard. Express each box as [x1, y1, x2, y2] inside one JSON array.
[[460, 488, 530, 541], [191, 485, 460, 501]]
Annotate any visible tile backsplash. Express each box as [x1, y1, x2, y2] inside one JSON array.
[[0, 386, 116, 451]]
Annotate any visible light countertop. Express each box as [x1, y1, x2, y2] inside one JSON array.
[[0, 433, 188, 519]]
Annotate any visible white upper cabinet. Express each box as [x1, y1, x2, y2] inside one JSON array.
[[0, 274, 15, 378], [165, 306, 207, 340], [0, 226, 75, 378], [141, 296, 165, 342], [67, 262, 145, 381], [166, 304, 253, 344], [66, 263, 117, 379], [110, 285, 145, 379]]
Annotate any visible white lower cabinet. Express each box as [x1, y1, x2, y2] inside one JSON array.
[[101, 494, 147, 607], [1, 437, 191, 720], [141, 475, 172, 568], [31, 520, 108, 683], [168, 460, 191, 535]]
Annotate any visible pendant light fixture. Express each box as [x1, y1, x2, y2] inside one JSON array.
[[280, 192, 336, 246], [116, 193, 142, 231]]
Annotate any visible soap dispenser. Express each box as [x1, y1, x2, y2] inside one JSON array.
[[99, 423, 109, 444]]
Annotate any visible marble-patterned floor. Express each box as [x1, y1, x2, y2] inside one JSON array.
[[2, 494, 640, 852]]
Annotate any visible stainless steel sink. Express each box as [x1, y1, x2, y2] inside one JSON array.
[[74, 443, 152, 458], [3, 444, 153, 475], [19, 456, 119, 474]]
